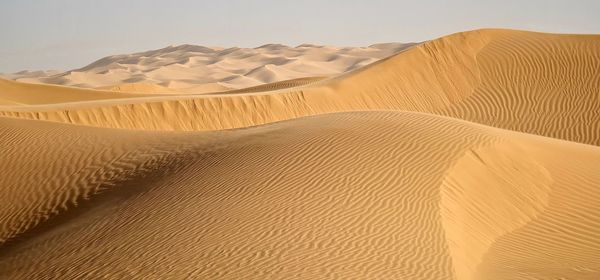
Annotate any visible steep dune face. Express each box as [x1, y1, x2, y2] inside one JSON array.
[[309, 29, 600, 145], [1, 112, 599, 279], [442, 30, 600, 144], [440, 142, 553, 280], [221, 76, 326, 94], [1, 29, 598, 146]]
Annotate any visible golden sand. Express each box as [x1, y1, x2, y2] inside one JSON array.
[[1, 29, 599, 279]]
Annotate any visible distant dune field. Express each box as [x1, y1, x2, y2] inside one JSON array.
[[2, 42, 412, 93], [1, 29, 600, 279]]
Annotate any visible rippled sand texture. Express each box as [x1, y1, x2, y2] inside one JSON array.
[[1, 29, 600, 279], [2, 29, 598, 144]]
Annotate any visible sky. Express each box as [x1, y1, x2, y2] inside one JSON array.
[[1, 0, 599, 73]]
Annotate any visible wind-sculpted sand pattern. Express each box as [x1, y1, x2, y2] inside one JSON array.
[[1, 29, 599, 145], [1, 29, 600, 279], [1, 112, 600, 279]]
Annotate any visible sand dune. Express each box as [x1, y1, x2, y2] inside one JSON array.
[[1, 29, 598, 145], [1, 112, 600, 279], [1, 28, 600, 279], [0, 78, 166, 105], [2, 42, 411, 91]]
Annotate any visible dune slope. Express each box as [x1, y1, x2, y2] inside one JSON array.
[[1, 29, 598, 146], [1, 112, 599, 279], [1, 28, 600, 280], [0, 78, 164, 105]]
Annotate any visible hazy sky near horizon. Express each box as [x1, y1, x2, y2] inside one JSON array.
[[1, 0, 599, 72]]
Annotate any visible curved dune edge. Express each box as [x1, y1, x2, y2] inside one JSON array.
[[95, 82, 182, 94], [218, 76, 328, 94], [441, 142, 553, 280], [1, 111, 600, 279], [97, 81, 235, 94], [1, 29, 599, 146]]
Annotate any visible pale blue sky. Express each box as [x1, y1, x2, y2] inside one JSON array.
[[1, 0, 599, 72]]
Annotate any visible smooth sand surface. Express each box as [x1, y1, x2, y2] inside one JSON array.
[[1, 29, 600, 279], [2, 43, 411, 92]]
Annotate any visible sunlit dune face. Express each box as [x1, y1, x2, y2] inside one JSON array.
[[1, 29, 600, 279]]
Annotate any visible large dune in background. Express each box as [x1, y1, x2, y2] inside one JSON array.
[[1, 42, 411, 92], [1, 29, 600, 279]]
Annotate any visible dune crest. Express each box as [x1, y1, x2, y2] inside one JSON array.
[[1, 29, 598, 145], [1, 28, 600, 279]]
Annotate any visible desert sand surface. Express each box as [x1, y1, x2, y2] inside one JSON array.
[[1, 42, 411, 93], [1, 28, 600, 279]]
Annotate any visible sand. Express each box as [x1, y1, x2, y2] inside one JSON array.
[[2, 43, 411, 92], [1, 29, 598, 144], [1, 28, 599, 279]]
